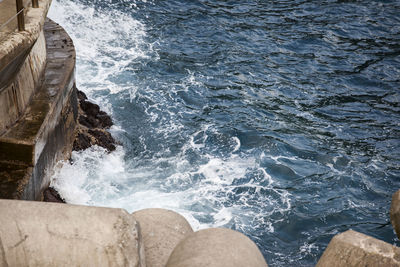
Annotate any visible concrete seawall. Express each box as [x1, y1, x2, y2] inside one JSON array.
[[0, 7, 77, 199]]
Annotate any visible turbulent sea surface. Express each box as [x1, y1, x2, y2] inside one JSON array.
[[49, 0, 400, 265]]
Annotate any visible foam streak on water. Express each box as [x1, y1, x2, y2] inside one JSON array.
[[49, 0, 400, 266]]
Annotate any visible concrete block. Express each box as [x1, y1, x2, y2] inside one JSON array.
[[0, 199, 145, 267], [316, 230, 400, 267], [132, 208, 193, 267], [166, 228, 268, 267], [391, 190, 400, 239]]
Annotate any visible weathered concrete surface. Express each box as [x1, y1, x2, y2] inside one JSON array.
[[166, 228, 268, 267], [0, 0, 51, 73], [0, 199, 145, 267], [0, 0, 51, 135], [0, 19, 77, 200], [0, 30, 46, 133], [132, 208, 193, 267], [316, 230, 400, 267], [0, 0, 51, 130], [0, 0, 18, 37], [391, 190, 400, 240]]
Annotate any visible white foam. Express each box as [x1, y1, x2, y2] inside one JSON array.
[[48, 0, 152, 98], [51, 138, 290, 232], [50, 146, 127, 205], [196, 155, 253, 185]]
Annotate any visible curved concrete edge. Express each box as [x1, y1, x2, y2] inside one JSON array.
[[0, 199, 145, 267], [316, 230, 400, 267], [166, 228, 268, 267], [0, 0, 52, 72], [132, 208, 193, 267], [0, 19, 77, 200], [391, 190, 400, 240]]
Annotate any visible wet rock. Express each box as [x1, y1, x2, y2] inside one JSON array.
[[43, 187, 65, 203], [88, 129, 116, 152], [73, 88, 116, 153], [73, 133, 91, 151], [97, 113, 113, 128], [80, 100, 100, 117], [79, 115, 99, 128], [77, 90, 87, 101]]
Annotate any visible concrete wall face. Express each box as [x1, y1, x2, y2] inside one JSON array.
[[0, 199, 144, 267], [0, 31, 46, 134], [23, 86, 77, 200]]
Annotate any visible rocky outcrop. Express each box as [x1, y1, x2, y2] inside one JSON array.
[[72, 88, 116, 152], [166, 228, 268, 267], [132, 208, 194, 267], [43, 88, 117, 203], [316, 230, 400, 267]]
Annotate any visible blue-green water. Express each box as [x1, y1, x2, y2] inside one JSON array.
[[49, 0, 400, 265]]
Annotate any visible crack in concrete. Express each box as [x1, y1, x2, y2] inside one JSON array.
[[11, 234, 28, 249], [14, 221, 28, 265], [0, 236, 9, 267]]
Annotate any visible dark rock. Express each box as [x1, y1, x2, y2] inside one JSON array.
[[80, 100, 100, 117], [79, 115, 99, 128], [77, 90, 87, 101], [97, 114, 113, 128], [73, 133, 91, 151], [88, 129, 116, 152], [74, 88, 117, 152], [43, 187, 65, 203]]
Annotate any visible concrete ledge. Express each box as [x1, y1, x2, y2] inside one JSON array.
[[316, 230, 400, 267], [0, 199, 145, 267], [166, 228, 268, 267], [0, 19, 77, 200], [132, 208, 193, 267]]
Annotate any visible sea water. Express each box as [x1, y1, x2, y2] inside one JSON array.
[[48, 0, 400, 265]]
